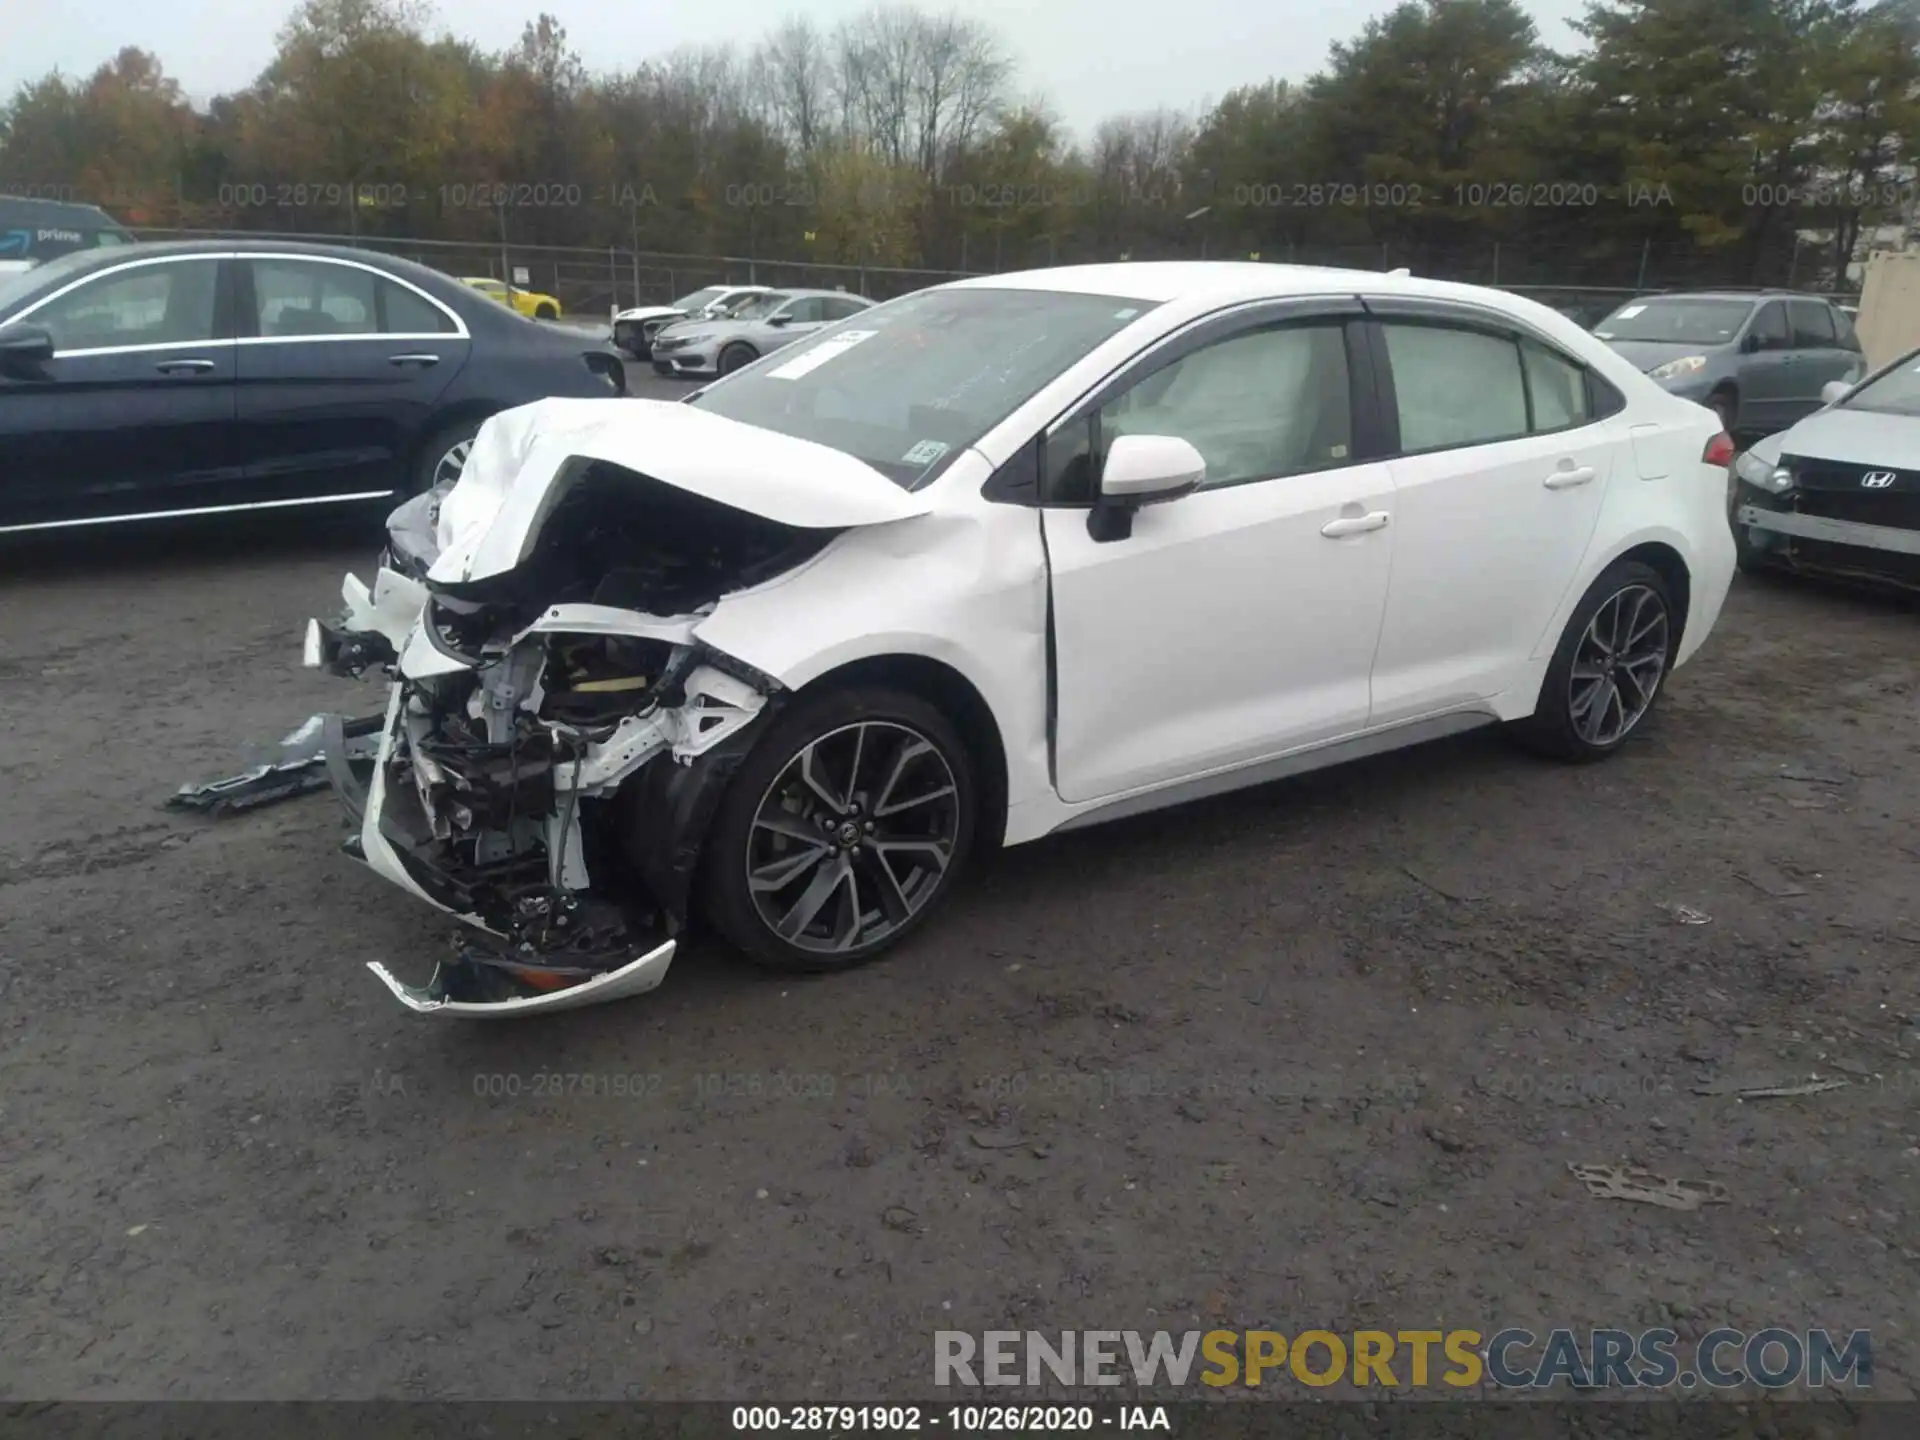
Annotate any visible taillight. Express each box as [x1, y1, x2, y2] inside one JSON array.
[[1702, 432, 1736, 468]]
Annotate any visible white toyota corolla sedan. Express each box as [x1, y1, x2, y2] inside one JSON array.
[[304, 261, 1739, 1016]]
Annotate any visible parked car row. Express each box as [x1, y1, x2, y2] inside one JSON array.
[[646, 287, 877, 377], [0, 240, 622, 533], [1578, 286, 1918, 597]]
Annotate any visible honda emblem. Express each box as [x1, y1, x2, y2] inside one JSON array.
[[1860, 470, 1896, 488]]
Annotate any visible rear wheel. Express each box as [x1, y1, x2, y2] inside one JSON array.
[[1510, 560, 1676, 762], [413, 418, 483, 495], [699, 685, 977, 973], [718, 342, 758, 375], [534, 302, 558, 321]]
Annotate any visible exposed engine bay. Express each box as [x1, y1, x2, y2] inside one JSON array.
[[307, 454, 844, 1015]]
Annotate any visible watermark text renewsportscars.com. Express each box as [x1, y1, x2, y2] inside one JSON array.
[[934, 1329, 1872, 1390]]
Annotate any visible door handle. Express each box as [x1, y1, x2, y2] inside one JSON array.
[[388, 353, 440, 367], [1320, 511, 1390, 538], [154, 358, 215, 374], [1544, 465, 1596, 489]]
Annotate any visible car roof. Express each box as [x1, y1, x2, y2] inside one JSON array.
[[940, 260, 1562, 309], [0, 195, 130, 231]]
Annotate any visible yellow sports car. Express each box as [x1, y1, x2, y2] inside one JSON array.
[[461, 276, 563, 320]]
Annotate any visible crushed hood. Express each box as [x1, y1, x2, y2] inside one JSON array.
[[427, 397, 931, 585]]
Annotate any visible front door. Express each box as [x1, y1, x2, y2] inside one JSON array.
[[1740, 300, 1798, 432], [0, 254, 239, 531], [1042, 315, 1396, 804], [234, 255, 469, 501]]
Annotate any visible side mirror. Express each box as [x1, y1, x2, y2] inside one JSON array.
[[1740, 332, 1761, 353], [1821, 379, 1852, 406], [767, 312, 792, 327], [0, 323, 54, 372], [1088, 434, 1206, 542]]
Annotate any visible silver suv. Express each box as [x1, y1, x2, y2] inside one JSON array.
[[1593, 290, 1865, 438]]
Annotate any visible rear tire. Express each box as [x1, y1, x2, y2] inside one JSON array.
[[698, 685, 977, 974], [534, 303, 558, 321], [412, 417, 484, 495], [718, 343, 758, 375], [1510, 559, 1677, 762]]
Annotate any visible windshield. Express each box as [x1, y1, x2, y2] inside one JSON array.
[[1594, 297, 1754, 345], [690, 286, 1160, 488], [672, 286, 726, 311], [1838, 352, 1920, 417]]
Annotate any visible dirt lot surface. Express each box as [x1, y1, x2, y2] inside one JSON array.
[[3, 466, 1919, 1401]]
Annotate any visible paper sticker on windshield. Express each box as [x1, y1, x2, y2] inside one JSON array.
[[1114, 307, 1140, 319], [902, 439, 950, 466], [767, 329, 877, 380], [1614, 304, 1646, 318]]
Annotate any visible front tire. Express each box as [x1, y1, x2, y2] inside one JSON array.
[[718, 342, 758, 375], [699, 685, 977, 974], [1511, 560, 1676, 762], [534, 303, 559, 321]]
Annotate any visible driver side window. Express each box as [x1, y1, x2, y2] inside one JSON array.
[[32, 259, 221, 353], [1044, 321, 1352, 503], [1748, 302, 1789, 351]]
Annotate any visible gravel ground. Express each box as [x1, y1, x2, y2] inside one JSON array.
[[3, 403, 1919, 1400]]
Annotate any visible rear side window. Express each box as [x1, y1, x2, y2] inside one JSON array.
[[252, 259, 377, 337], [1521, 340, 1592, 431], [1382, 323, 1528, 452], [1788, 299, 1835, 347], [380, 279, 456, 334], [822, 295, 868, 320]]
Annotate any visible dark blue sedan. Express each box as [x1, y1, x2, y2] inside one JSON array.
[[0, 239, 624, 534]]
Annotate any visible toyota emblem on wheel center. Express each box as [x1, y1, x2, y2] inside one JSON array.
[[1860, 470, 1896, 487]]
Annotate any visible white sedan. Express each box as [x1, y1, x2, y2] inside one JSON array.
[[306, 261, 1738, 1015]]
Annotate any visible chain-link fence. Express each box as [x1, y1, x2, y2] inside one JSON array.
[[131, 226, 1860, 325], [131, 228, 981, 317]]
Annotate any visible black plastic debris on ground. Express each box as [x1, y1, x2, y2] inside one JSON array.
[[166, 713, 382, 818]]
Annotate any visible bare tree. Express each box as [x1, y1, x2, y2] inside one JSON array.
[[751, 16, 829, 152]]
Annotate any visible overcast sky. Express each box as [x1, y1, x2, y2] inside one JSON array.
[[4, 0, 1593, 140]]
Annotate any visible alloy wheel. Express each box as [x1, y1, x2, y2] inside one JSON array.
[[432, 439, 473, 490], [744, 721, 961, 955], [1568, 583, 1670, 747]]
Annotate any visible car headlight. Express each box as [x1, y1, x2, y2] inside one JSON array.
[[1648, 355, 1708, 381], [676, 332, 711, 344], [1733, 450, 1794, 493]]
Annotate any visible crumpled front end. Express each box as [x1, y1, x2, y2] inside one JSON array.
[[301, 399, 915, 1016]]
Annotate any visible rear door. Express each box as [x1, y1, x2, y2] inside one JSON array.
[[1365, 305, 1619, 723], [0, 253, 240, 531], [234, 254, 470, 502]]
